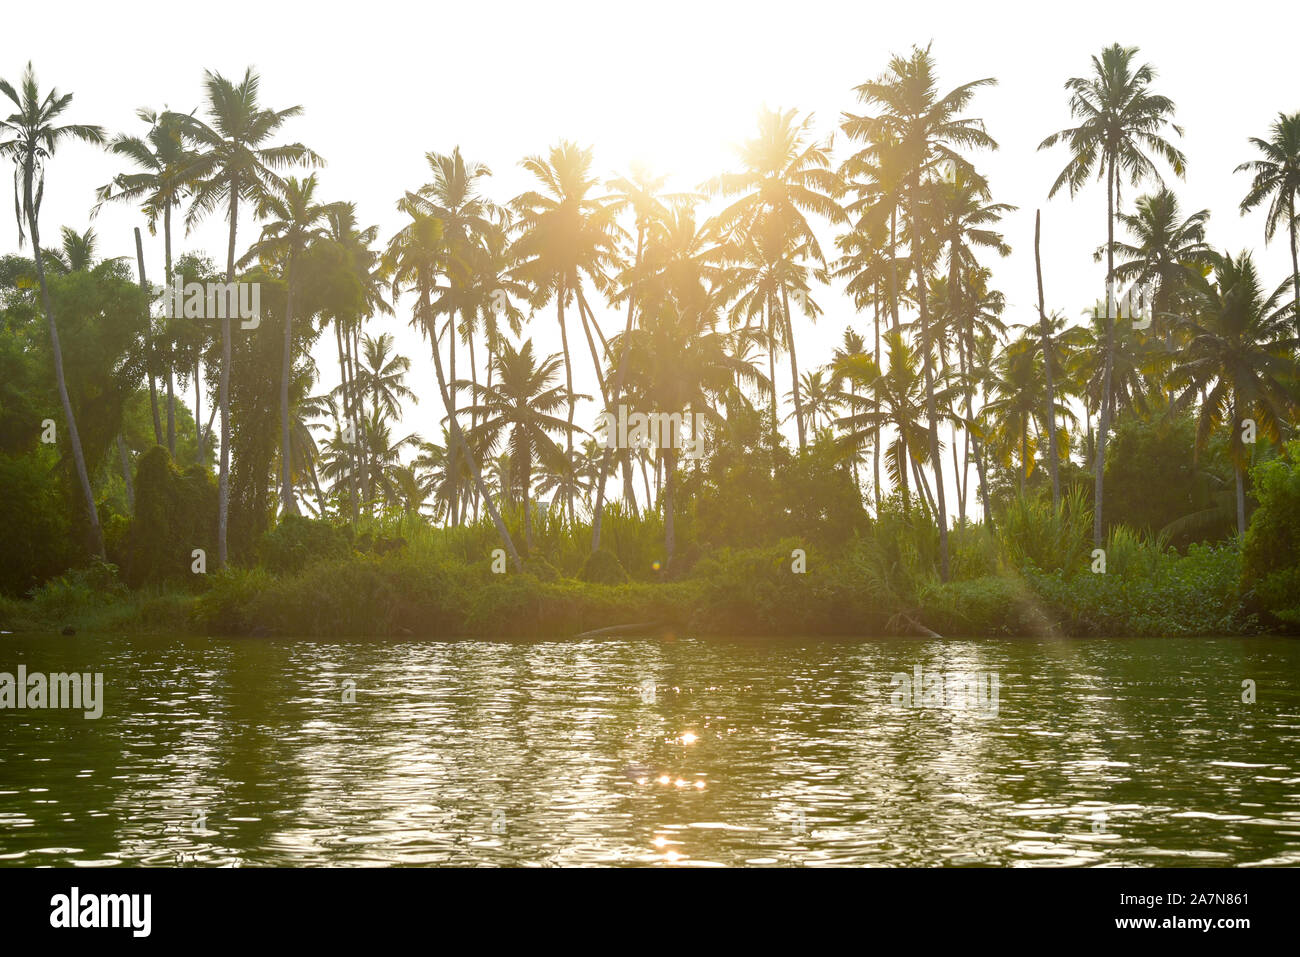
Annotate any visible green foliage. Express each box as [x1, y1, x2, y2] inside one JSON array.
[[126, 446, 217, 587], [1242, 442, 1300, 626], [0, 450, 74, 596], [578, 549, 629, 584], [1105, 413, 1233, 546], [1027, 543, 1250, 636], [998, 488, 1092, 574], [258, 514, 352, 575]]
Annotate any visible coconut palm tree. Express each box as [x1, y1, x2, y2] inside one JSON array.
[[459, 338, 582, 550], [616, 300, 767, 560], [834, 329, 958, 519], [591, 165, 688, 546], [402, 147, 504, 523], [172, 67, 322, 564], [0, 63, 105, 557], [706, 108, 845, 448], [1107, 186, 1212, 338], [510, 142, 623, 522], [981, 333, 1077, 494], [240, 173, 343, 515], [1172, 251, 1300, 535], [95, 108, 198, 454], [386, 209, 521, 568], [843, 44, 998, 579], [1038, 42, 1186, 545], [1237, 113, 1300, 334], [324, 204, 389, 524]]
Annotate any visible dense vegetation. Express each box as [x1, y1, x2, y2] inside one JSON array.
[[2, 44, 1299, 639]]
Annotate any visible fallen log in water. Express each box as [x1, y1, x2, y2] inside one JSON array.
[[571, 621, 664, 639]]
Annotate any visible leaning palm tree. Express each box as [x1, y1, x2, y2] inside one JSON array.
[[172, 67, 322, 564], [1172, 251, 1300, 535], [95, 108, 197, 454], [1236, 113, 1300, 334], [843, 44, 998, 580], [240, 173, 343, 515], [0, 63, 105, 557], [1038, 42, 1186, 546]]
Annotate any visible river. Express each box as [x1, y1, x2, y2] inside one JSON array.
[[1, 634, 1297, 866]]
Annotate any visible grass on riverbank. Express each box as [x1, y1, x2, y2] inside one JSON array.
[[0, 526, 1265, 639]]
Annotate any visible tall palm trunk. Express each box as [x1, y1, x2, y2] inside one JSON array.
[[782, 287, 806, 449], [556, 289, 576, 524], [872, 291, 882, 513], [664, 444, 679, 563], [908, 175, 950, 581], [1290, 199, 1299, 338], [447, 309, 459, 525], [164, 205, 176, 455], [133, 228, 163, 446], [279, 250, 298, 515], [766, 300, 779, 436], [422, 273, 520, 569], [467, 320, 480, 522], [592, 225, 642, 550], [26, 177, 104, 558], [217, 178, 237, 567], [1036, 210, 1061, 509], [334, 321, 359, 526], [1093, 158, 1116, 547], [118, 435, 135, 511]]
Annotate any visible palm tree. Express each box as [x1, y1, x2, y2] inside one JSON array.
[[617, 301, 767, 560], [324, 204, 389, 524], [386, 210, 521, 568], [591, 165, 685, 546], [1237, 113, 1300, 334], [403, 147, 503, 523], [172, 67, 321, 564], [1172, 251, 1300, 535], [830, 328, 871, 501], [835, 329, 958, 519], [95, 108, 197, 454], [1038, 42, 1186, 546], [355, 332, 416, 423], [240, 173, 343, 515], [706, 108, 845, 448], [0, 63, 105, 557], [459, 339, 582, 550], [843, 44, 998, 580], [981, 333, 1076, 494], [1107, 186, 1212, 338], [510, 142, 623, 523]]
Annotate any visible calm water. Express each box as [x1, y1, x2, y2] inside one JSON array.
[[1, 634, 1298, 867]]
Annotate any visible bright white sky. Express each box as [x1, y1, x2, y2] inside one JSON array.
[[7, 0, 1298, 505]]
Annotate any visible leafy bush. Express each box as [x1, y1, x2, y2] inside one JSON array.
[[0, 450, 75, 596], [258, 514, 352, 575], [998, 488, 1092, 575], [126, 446, 217, 587], [579, 549, 629, 584], [1242, 441, 1300, 626], [1026, 542, 1250, 636]]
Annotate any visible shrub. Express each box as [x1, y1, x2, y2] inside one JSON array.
[[126, 446, 217, 587], [1242, 441, 1300, 627], [0, 450, 75, 596], [258, 514, 352, 575], [579, 549, 629, 584]]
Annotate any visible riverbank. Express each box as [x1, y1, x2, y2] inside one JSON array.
[[0, 537, 1273, 639]]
